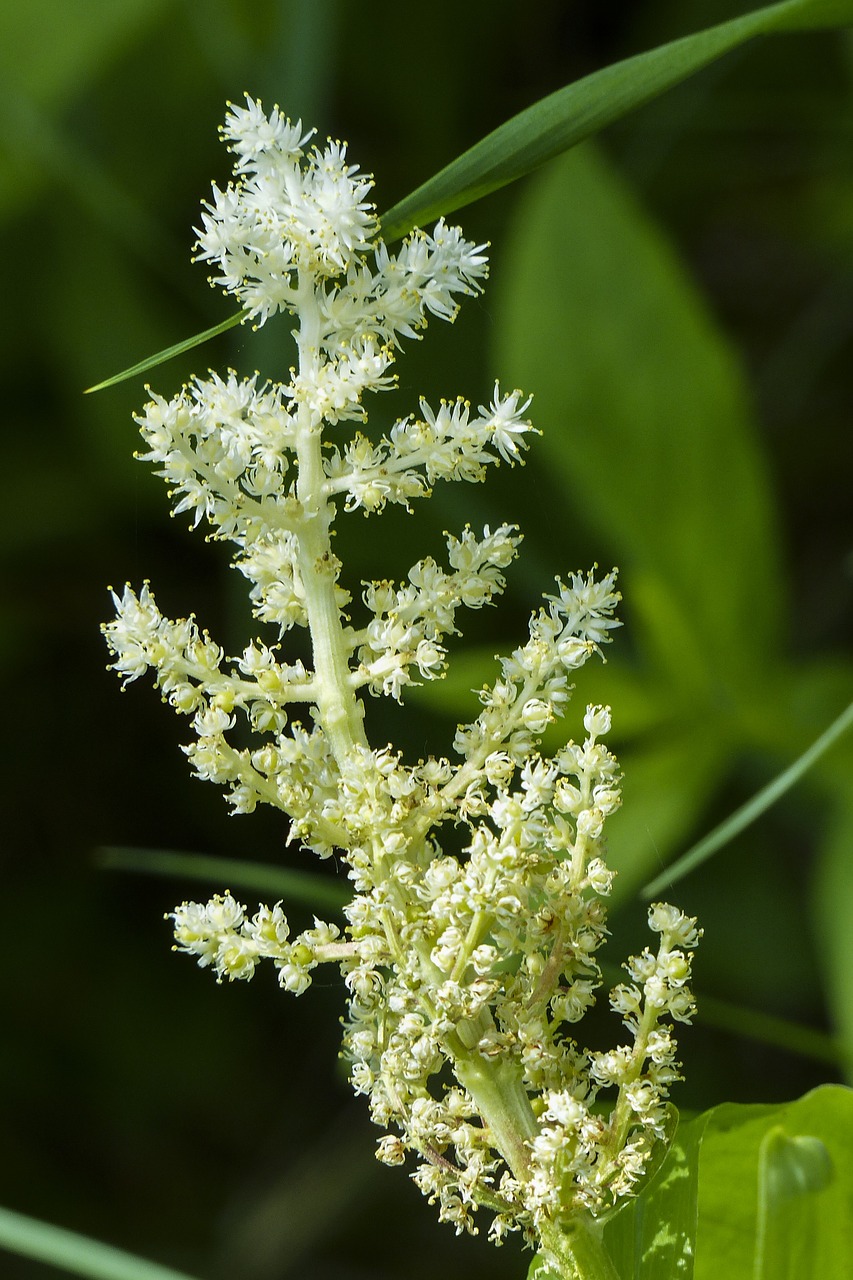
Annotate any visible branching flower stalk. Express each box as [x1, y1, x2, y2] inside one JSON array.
[[102, 98, 700, 1280]]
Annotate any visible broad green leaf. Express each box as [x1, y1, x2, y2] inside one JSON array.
[[813, 798, 853, 1083], [755, 1128, 835, 1279], [493, 142, 783, 683], [603, 1109, 713, 1279], [644, 697, 853, 896], [531, 1089, 853, 1279], [0, 1204, 199, 1280], [695, 1085, 853, 1278], [379, 0, 853, 240], [84, 312, 245, 394], [98, 846, 349, 913]]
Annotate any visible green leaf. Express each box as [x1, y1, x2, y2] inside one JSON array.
[[87, 0, 853, 398], [0, 1204, 199, 1280], [769, 0, 853, 25], [494, 142, 783, 681], [97, 846, 349, 913], [643, 697, 853, 897], [603, 1109, 713, 1279], [755, 1129, 835, 1279], [533, 1088, 853, 1279], [695, 1085, 853, 1278], [379, 0, 853, 240], [84, 312, 245, 393]]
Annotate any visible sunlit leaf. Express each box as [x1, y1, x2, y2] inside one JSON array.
[[695, 1085, 853, 1278], [604, 1109, 713, 1279], [754, 1129, 834, 1279], [531, 1088, 853, 1279]]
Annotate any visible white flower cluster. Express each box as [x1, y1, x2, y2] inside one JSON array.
[[169, 893, 346, 992], [103, 98, 699, 1263]]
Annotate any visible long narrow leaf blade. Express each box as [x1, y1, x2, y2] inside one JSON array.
[[643, 698, 853, 897], [379, 0, 853, 240], [85, 0, 852, 395], [84, 311, 245, 393], [97, 845, 349, 912], [0, 1206, 200, 1280]]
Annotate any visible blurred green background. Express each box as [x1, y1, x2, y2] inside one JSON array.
[[2, 1, 852, 1277]]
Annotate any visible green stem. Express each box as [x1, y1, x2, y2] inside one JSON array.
[[452, 1049, 539, 1182], [293, 272, 368, 767], [289, 271, 547, 1234], [538, 1217, 622, 1280]]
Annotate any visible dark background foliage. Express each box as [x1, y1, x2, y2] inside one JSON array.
[[2, 2, 852, 1277]]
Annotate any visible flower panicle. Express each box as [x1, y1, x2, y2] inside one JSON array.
[[104, 97, 699, 1255]]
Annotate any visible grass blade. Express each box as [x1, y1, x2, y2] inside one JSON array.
[[0, 1206, 199, 1280], [97, 845, 349, 912], [84, 311, 244, 394], [85, 0, 852, 395], [379, 0, 852, 240], [642, 698, 853, 898]]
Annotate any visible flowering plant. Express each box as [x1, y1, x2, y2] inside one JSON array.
[[102, 98, 700, 1279]]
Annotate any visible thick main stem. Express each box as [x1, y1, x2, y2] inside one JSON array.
[[538, 1217, 622, 1280], [289, 270, 562, 1258], [451, 1039, 539, 1183], [293, 273, 367, 766]]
